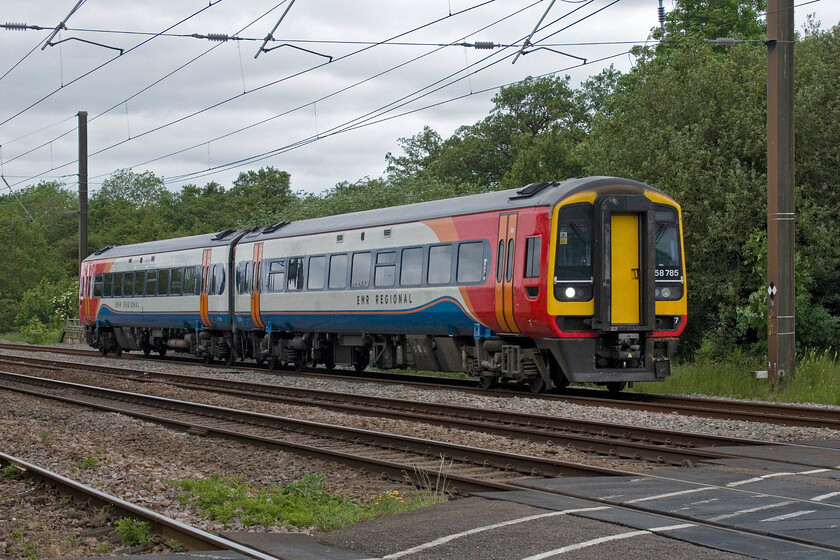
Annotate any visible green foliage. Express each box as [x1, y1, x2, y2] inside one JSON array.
[[14, 277, 78, 333], [2, 465, 22, 480], [636, 349, 840, 405], [168, 474, 444, 532], [75, 457, 99, 471], [19, 317, 52, 345], [113, 518, 152, 547]]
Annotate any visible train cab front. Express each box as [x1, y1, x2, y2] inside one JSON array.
[[540, 186, 687, 388]]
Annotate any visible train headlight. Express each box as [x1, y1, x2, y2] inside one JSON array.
[[565, 287, 576, 299], [655, 284, 683, 301]]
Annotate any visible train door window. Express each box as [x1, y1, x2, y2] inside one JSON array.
[[428, 245, 452, 285], [266, 260, 286, 292], [496, 240, 504, 282], [183, 266, 197, 295], [113, 273, 124, 297], [525, 237, 541, 278], [236, 262, 247, 294], [374, 251, 395, 287], [103, 274, 113, 297], [93, 274, 104, 298], [351, 252, 371, 288], [329, 254, 348, 289], [158, 269, 169, 296], [124, 273, 134, 297], [554, 203, 593, 301], [506, 239, 515, 282], [170, 268, 183, 296], [457, 241, 485, 284], [308, 256, 326, 290], [217, 264, 226, 295], [400, 247, 423, 286], [287, 257, 304, 291], [145, 270, 157, 296]]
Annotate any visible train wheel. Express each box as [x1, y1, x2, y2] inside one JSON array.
[[158, 348, 167, 357], [267, 356, 279, 370], [478, 375, 497, 389], [293, 358, 306, 372], [203, 354, 213, 365], [114, 346, 122, 357], [526, 375, 546, 394], [605, 382, 626, 393], [98, 346, 107, 356], [323, 357, 336, 374]]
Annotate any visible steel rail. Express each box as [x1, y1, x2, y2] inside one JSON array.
[[0, 354, 759, 467], [0, 371, 628, 495], [0, 451, 291, 560], [4, 342, 839, 429]]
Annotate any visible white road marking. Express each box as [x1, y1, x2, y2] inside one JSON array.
[[709, 501, 794, 522], [727, 469, 829, 488], [760, 510, 817, 523], [517, 523, 694, 559], [813, 491, 840, 502], [626, 487, 715, 504], [377, 506, 611, 559]]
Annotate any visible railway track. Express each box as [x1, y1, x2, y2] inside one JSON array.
[[0, 353, 774, 468], [3, 342, 839, 429], [0, 370, 630, 495], [0, 451, 283, 560], [5, 373, 840, 559]]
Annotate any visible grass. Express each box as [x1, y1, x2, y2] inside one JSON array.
[[633, 349, 840, 405], [167, 473, 448, 532]]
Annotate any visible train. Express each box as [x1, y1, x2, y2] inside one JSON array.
[[79, 176, 686, 392]]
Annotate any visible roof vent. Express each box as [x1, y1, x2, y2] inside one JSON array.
[[384, 228, 392, 238], [263, 221, 289, 234], [212, 229, 236, 241], [509, 181, 556, 200], [93, 245, 114, 256], [336, 234, 344, 243]]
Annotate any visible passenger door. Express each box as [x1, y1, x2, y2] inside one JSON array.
[[250, 243, 266, 329], [494, 213, 520, 333], [610, 214, 641, 325]]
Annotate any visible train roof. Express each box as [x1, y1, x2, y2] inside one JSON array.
[[84, 229, 249, 261], [247, 176, 663, 242], [85, 176, 667, 260]]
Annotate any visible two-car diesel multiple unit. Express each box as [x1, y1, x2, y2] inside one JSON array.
[[80, 176, 686, 392]]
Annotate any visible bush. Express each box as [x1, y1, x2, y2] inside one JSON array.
[[19, 317, 52, 345], [15, 277, 78, 332], [113, 518, 152, 547]]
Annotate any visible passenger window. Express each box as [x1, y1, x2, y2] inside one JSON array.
[[400, 247, 423, 286], [170, 268, 183, 295], [145, 270, 157, 296], [113, 273, 124, 297], [329, 254, 348, 289], [496, 240, 504, 282], [351, 252, 371, 288], [158, 269, 169, 296], [287, 257, 304, 291], [506, 239, 515, 282], [93, 274, 103, 298], [103, 274, 113, 297], [374, 251, 396, 287], [457, 242, 485, 283], [525, 237, 541, 278], [308, 256, 326, 290], [266, 260, 286, 292], [428, 245, 452, 285], [124, 273, 135, 297], [183, 266, 197, 295]]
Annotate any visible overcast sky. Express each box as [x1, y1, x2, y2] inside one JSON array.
[[1, 0, 838, 197]]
